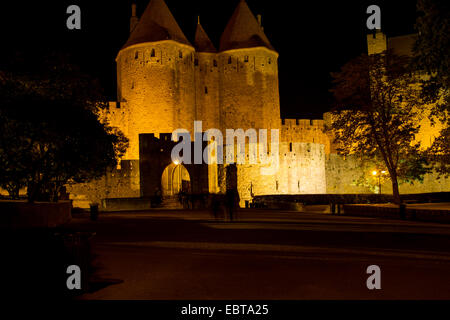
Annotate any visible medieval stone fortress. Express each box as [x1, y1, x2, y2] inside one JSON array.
[[68, 0, 449, 209]]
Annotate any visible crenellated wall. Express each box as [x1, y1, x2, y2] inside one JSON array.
[[281, 118, 331, 153]]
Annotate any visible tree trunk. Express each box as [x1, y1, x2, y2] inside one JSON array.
[[391, 177, 401, 205], [27, 182, 37, 203]]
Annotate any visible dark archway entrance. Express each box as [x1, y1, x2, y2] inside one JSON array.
[[138, 133, 209, 198]]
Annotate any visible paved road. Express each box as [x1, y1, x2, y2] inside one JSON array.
[[67, 209, 450, 299]]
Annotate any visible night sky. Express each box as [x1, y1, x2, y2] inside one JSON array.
[[1, 0, 417, 118]]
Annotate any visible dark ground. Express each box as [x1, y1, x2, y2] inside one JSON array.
[[59, 209, 450, 300]]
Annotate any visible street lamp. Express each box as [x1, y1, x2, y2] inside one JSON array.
[[372, 170, 386, 194], [171, 160, 180, 195], [372, 170, 380, 194]]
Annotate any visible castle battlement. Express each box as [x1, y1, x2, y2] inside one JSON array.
[[281, 118, 325, 128], [280, 118, 331, 154]]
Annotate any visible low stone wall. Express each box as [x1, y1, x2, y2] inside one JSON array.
[[343, 204, 450, 223], [258, 200, 304, 211], [101, 197, 153, 212], [253, 192, 450, 206], [0, 200, 72, 228]]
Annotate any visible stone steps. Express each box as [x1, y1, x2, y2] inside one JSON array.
[[161, 196, 183, 209]]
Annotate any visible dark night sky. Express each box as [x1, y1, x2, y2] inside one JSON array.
[[1, 0, 417, 118]]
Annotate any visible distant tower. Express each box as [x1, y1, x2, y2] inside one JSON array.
[[217, 0, 281, 202], [130, 3, 139, 33], [116, 0, 196, 160], [367, 29, 387, 55], [194, 17, 220, 131], [218, 0, 280, 132], [256, 14, 263, 31]]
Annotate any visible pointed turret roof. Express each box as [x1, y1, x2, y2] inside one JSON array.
[[194, 21, 217, 53], [122, 0, 192, 50], [220, 0, 275, 52]]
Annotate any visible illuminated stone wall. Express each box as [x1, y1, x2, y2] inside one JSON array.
[[67, 160, 140, 208], [195, 52, 220, 131], [218, 48, 281, 132], [65, 29, 449, 207], [116, 40, 197, 160], [325, 154, 450, 195]]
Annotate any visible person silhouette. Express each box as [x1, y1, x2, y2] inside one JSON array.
[[225, 188, 239, 221]]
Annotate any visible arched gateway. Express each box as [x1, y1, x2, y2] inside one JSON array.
[[138, 133, 209, 199], [161, 163, 191, 196]]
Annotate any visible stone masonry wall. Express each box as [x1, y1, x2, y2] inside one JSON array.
[[116, 40, 197, 160], [218, 48, 281, 132], [66, 160, 140, 208]]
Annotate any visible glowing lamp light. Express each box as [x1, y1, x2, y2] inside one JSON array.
[[372, 170, 378, 176], [381, 170, 386, 174], [173, 160, 180, 165]]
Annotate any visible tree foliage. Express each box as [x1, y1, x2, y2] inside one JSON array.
[[329, 51, 430, 204], [0, 51, 128, 202], [412, 0, 450, 176]]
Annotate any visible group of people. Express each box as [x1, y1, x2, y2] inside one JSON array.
[[211, 188, 240, 221], [154, 185, 241, 221]]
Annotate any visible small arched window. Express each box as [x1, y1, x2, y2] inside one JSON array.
[[244, 56, 249, 62], [204, 86, 208, 94], [135, 51, 139, 59], [289, 142, 292, 152], [179, 51, 183, 58], [213, 60, 217, 67], [228, 56, 232, 64], [150, 49, 155, 57]]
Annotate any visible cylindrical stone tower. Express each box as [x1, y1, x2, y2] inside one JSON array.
[[116, 0, 196, 160]]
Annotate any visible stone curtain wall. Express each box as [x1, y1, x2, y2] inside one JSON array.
[[325, 153, 450, 195], [326, 154, 372, 194], [278, 142, 326, 195], [235, 118, 330, 206], [281, 119, 331, 153], [67, 160, 140, 208]]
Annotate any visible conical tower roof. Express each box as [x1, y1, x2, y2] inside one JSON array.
[[122, 0, 192, 50], [194, 21, 217, 53], [220, 0, 275, 52]]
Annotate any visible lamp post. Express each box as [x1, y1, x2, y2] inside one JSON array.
[[380, 170, 386, 194], [172, 160, 180, 195], [372, 170, 379, 194], [372, 170, 386, 194]]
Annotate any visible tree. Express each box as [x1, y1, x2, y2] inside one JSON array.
[[329, 51, 430, 204], [412, 0, 450, 176], [0, 51, 128, 202]]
